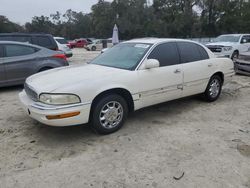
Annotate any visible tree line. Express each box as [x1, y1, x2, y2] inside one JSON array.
[[1, 0, 250, 40]]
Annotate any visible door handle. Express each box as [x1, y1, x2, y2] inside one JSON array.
[[208, 63, 213, 67], [174, 69, 181, 74]]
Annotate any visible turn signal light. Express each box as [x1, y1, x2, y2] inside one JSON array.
[[46, 112, 80, 120]]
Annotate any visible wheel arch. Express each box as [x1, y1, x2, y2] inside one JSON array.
[[212, 72, 224, 84], [90, 88, 135, 116]]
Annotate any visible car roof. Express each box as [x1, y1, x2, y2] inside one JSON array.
[[218, 34, 250, 37], [124, 38, 203, 45], [0, 33, 53, 37], [0, 41, 44, 48]]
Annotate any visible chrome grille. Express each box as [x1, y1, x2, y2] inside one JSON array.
[[207, 45, 222, 53], [24, 83, 38, 101]]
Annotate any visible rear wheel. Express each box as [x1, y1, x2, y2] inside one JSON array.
[[91, 94, 128, 134], [203, 75, 222, 102], [91, 46, 97, 51]]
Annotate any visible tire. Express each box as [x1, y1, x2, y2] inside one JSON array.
[[203, 75, 222, 102], [91, 46, 97, 51], [91, 94, 128, 135], [231, 51, 239, 61]]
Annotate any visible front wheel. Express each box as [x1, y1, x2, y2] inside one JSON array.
[[91, 94, 128, 134], [203, 75, 222, 102]]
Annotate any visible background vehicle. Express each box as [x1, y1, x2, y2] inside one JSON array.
[[54, 37, 73, 58], [206, 34, 250, 59], [0, 33, 58, 51], [86, 39, 113, 51], [0, 41, 68, 87], [235, 51, 250, 75], [68, 40, 76, 48], [19, 39, 234, 134], [75, 39, 88, 48]]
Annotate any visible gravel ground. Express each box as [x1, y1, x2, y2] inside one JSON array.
[[0, 48, 250, 188]]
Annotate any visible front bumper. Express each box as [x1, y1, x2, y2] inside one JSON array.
[[19, 91, 91, 127], [213, 52, 232, 58], [234, 60, 250, 76]]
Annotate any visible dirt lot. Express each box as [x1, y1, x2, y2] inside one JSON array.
[[0, 48, 250, 188]]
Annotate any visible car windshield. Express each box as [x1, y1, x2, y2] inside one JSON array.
[[214, 35, 240, 43], [91, 43, 152, 70], [56, 38, 68, 44]]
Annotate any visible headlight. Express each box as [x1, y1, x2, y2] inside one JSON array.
[[223, 46, 233, 51], [39, 93, 81, 105]]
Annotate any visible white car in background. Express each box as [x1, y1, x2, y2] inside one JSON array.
[[54, 37, 73, 57], [206, 34, 250, 59], [19, 38, 234, 134], [85, 39, 113, 51]]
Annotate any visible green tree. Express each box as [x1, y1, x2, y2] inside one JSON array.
[[0, 15, 23, 33]]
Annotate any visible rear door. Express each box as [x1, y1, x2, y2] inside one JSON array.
[[0, 45, 5, 85], [177, 42, 216, 97], [3, 44, 39, 85]]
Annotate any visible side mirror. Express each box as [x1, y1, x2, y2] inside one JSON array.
[[241, 39, 247, 44], [144, 59, 160, 69]]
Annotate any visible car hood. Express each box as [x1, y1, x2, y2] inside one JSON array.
[[206, 42, 236, 47], [26, 64, 128, 93]]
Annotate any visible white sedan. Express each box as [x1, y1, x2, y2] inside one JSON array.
[[19, 38, 235, 134]]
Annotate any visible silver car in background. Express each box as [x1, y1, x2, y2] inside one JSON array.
[[235, 51, 250, 76], [0, 41, 69, 87], [54, 37, 73, 57]]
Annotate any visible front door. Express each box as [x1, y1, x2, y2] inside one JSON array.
[[239, 35, 250, 53], [135, 42, 183, 109]]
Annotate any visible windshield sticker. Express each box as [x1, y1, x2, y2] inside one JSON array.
[[134, 44, 150, 49]]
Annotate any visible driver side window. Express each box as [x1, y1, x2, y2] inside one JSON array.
[[148, 42, 180, 67], [241, 36, 250, 43]]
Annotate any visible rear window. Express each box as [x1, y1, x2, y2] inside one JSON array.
[[177, 42, 209, 63], [56, 38, 68, 44], [36, 36, 52, 47], [5, 44, 38, 57], [197, 45, 209, 60]]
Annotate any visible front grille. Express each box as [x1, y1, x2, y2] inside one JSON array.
[[24, 83, 38, 101], [207, 46, 222, 53]]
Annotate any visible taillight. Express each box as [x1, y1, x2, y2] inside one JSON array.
[[52, 54, 67, 61]]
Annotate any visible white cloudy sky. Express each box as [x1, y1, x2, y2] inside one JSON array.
[[0, 0, 112, 24]]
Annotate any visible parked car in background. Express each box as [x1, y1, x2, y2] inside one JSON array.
[[68, 40, 76, 48], [0, 41, 68, 87], [206, 34, 250, 59], [75, 39, 88, 48], [85, 39, 113, 51], [54, 37, 73, 58], [19, 38, 234, 134], [235, 51, 250, 75], [0, 33, 58, 51]]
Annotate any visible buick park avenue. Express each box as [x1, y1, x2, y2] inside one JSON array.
[[19, 38, 234, 134]]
